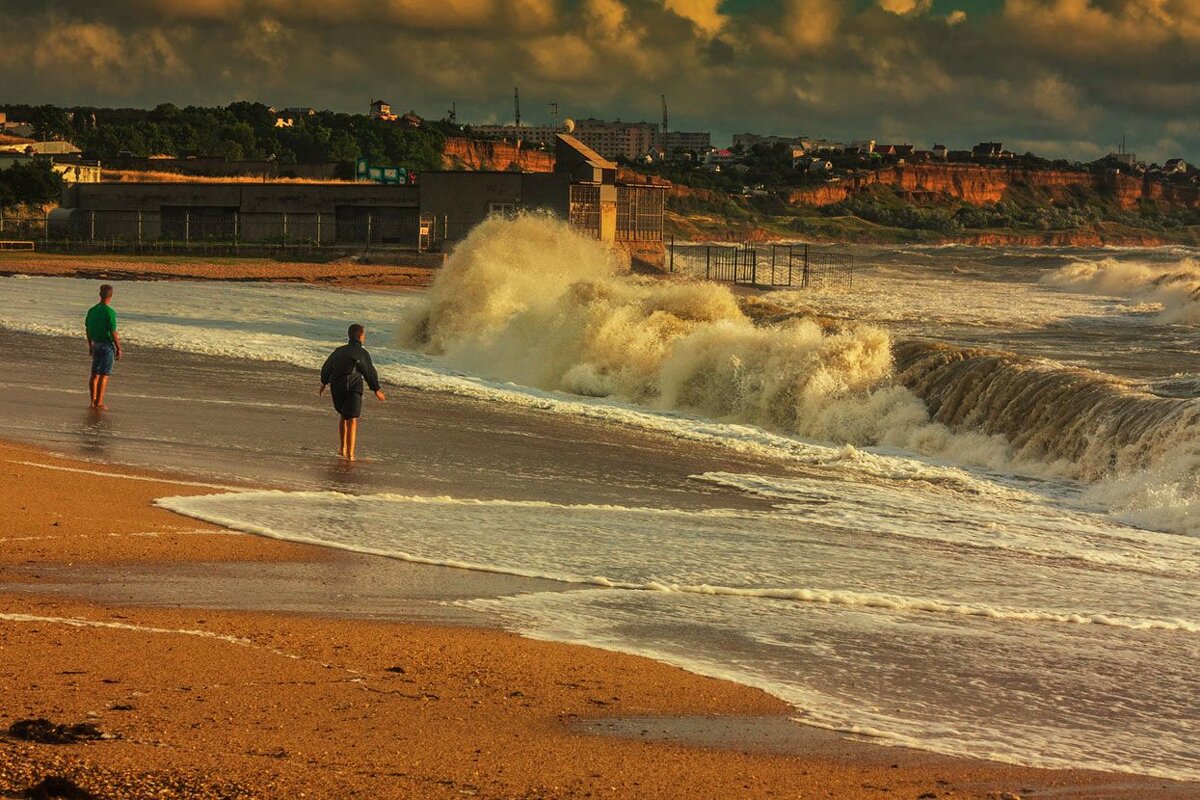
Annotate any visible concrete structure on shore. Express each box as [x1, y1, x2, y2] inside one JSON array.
[[51, 135, 665, 265]]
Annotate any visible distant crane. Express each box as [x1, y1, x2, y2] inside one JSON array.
[[549, 102, 559, 129], [661, 94, 668, 134], [514, 87, 521, 127]]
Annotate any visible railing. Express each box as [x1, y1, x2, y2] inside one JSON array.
[[667, 239, 856, 289]]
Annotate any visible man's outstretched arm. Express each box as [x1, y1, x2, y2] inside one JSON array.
[[361, 351, 385, 401]]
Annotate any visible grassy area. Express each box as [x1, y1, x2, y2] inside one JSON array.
[[666, 189, 1200, 246]]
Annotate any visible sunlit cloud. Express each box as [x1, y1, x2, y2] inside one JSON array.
[[0, 0, 1195, 162]]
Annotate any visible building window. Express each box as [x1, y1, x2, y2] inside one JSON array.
[[488, 202, 516, 217]]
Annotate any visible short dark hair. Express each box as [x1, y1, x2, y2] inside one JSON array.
[[348, 324, 364, 341], [99, 284, 114, 299]]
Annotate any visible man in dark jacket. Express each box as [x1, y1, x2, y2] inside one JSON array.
[[319, 324, 386, 461]]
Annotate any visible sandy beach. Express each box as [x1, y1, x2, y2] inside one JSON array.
[[4, 440, 1194, 800], [3, 258, 1199, 799], [0, 252, 436, 291]]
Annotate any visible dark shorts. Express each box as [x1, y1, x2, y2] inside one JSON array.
[[331, 388, 363, 420], [91, 342, 115, 375]]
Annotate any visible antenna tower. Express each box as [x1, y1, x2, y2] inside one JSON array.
[[661, 94, 668, 133], [447, 101, 457, 125], [549, 102, 559, 129], [514, 87, 521, 127]]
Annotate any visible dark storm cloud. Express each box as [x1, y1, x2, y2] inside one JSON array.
[[1, 0, 1196, 161]]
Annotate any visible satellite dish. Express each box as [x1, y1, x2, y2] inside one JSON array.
[[563, 118, 576, 133]]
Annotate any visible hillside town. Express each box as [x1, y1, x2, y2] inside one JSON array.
[[1, 99, 1198, 248]]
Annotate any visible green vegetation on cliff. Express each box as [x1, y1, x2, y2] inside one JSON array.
[[666, 184, 1200, 246]]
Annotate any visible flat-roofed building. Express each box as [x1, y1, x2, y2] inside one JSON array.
[[52, 135, 666, 266]]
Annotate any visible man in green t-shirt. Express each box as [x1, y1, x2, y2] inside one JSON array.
[[84, 284, 122, 409]]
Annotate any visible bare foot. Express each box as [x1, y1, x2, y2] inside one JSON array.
[[94, 403, 107, 410]]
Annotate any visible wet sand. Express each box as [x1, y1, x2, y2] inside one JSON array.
[[3, 327, 1198, 797], [5, 442, 1196, 799], [0, 329, 785, 510], [0, 252, 437, 290]]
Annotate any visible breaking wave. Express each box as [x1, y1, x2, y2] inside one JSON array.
[[402, 216, 1200, 532], [1044, 257, 1200, 322], [401, 215, 1010, 464]]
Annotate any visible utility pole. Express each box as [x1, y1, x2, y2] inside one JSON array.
[[661, 94, 668, 134], [514, 87, 521, 127]]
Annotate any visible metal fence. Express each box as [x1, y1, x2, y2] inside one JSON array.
[[667, 240, 855, 289], [0, 209, 441, 257], [616, 185, 665, 242]]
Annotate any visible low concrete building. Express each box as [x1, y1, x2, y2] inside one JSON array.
[[52, 135, 665, 263], [59, 181, 421, 244]]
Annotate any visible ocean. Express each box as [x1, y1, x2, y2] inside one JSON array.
[[3, 216, 1199, 781]]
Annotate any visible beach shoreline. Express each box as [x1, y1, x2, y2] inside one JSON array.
[[0, 252, 437, 291], [3, 440, 1197, 799]]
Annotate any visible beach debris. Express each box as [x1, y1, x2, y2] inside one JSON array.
[[21, 776, 99, 800], [384, 665, 406, 674], [7, 718, 114, 744]]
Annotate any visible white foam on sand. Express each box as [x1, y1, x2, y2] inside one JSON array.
[[157, 488, 1200, 782]]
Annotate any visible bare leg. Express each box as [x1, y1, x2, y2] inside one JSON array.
[[94, 375, 110, 409], [346, 418, 358, 462], [89, 374, 99, 407], [338, 418, 348, 459]]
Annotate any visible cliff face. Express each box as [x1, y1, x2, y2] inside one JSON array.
[[784, 164, 1200, 210], [441, 137, 554, 173]]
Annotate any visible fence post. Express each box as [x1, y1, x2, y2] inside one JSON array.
[[705, 246, 711, 280], [282, 212, 288, 244], [365, 213, 372, 253], [669, 235, 674, 273], [45, 210, 50, 245], [185, 211, 191, 245], [89, 211, 95, 243], [803, 243, 810, 289], [316, 212, 322, 247], [137, 211, 143, 247]]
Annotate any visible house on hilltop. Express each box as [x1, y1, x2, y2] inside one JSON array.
[[370, 100, 397, 121], [973, 142, 1003, 159]]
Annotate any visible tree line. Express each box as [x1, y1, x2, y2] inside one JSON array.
[[1, 102, 454, 170]]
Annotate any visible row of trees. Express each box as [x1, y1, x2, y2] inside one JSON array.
[[1, 103, 455, 171]]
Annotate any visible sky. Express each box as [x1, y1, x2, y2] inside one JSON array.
[[1, 0, 1197, 162]]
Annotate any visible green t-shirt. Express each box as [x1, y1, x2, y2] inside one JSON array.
[[85, 302, 117, 344]]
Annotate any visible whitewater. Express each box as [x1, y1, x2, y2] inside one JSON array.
[[4, 216, 1200, 781]]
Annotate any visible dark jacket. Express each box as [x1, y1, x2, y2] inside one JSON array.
[[320, 340, 381, 396]]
